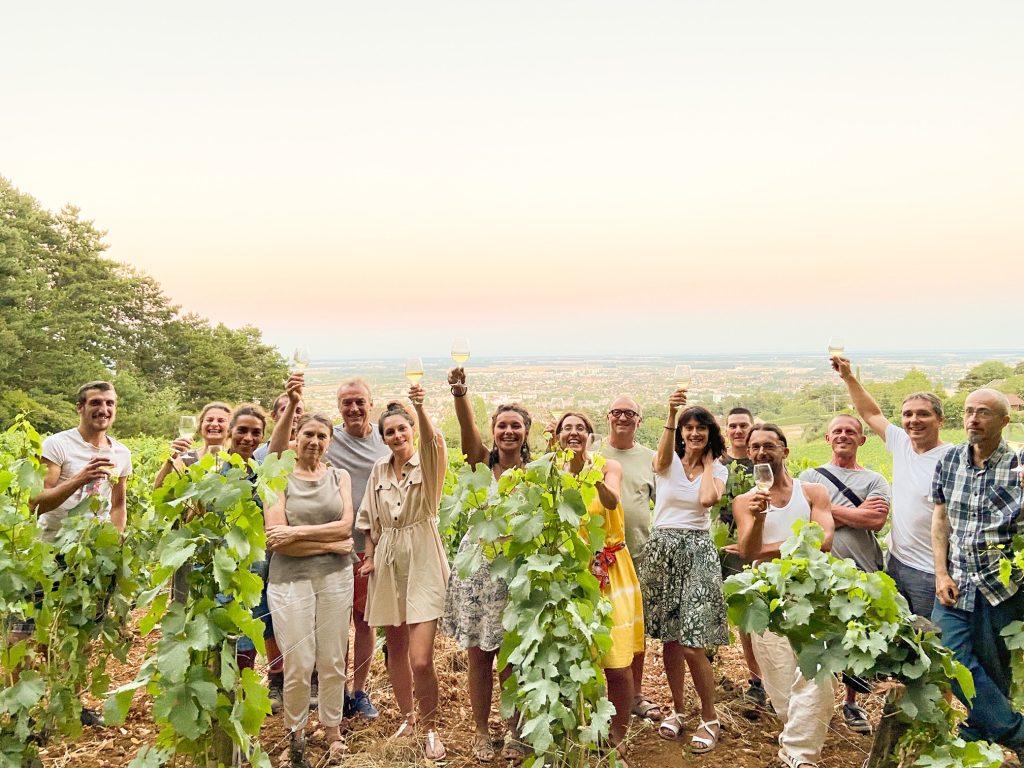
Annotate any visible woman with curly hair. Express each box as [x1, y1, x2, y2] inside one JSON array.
[[637, 395, 728, 753]]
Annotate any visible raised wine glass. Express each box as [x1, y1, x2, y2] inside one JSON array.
[[405, 357, 424, 384], [451, 338, 470, 365], [827, 336, 845, 359], [292, 347, 311, 371], [178, 415, 197, 439], [673, 364, 692, 390], [753, 463, 774, 514]]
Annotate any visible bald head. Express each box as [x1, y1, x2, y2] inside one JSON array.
[[607, 394, 642, 448], [969, 388, 1010, 417]]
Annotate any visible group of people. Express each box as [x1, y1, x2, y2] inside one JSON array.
[[22, 354, 1024, 768]]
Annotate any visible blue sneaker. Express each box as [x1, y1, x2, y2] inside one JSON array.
[[350, 690, 379, 719]]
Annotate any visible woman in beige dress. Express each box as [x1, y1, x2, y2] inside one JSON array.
[[356, 384, 449, 759]]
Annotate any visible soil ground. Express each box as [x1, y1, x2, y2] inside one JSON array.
[[36, 616, 895, 768]]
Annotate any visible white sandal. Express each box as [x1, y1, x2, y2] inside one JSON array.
[[658, 711, 686, 740], [778, 748, 817, 768], [690, 718, 720, 754], [424, 729, 446, 760]]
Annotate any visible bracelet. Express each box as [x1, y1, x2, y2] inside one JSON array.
[[451, 386, 467, 397], [664, 425, 676, 431]]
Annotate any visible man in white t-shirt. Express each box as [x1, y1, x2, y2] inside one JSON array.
[[32, 381, 132, 541], [599, 395, 658, 722], [834, 356, 950, 619], [27, 380, 132, 727]]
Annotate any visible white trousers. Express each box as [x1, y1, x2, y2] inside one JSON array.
[[268, 568, 354, 731], [751, 629, 837, 764]]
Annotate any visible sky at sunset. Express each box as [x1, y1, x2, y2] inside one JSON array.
[[3, 2, 1022, 360]]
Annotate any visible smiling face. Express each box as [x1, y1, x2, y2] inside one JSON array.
[[680, 417, 710, 456], [200, 407, 231, 445], [338, 383, 372, 436], [901, 397, 943, 446], [747, 428, 790, 475], [77, 387, 118, 434], [557, 415, 592, 453], [295, 418, 331, 463], [381, 413, 415, 454], [229, 415, 265, 460], [726, 413, 753, 452], [493, 410, 527, 455], [825, 415, 866, 461], [606, 396, 641, 442]]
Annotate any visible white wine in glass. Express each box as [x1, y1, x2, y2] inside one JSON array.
[[753, 463, 774, 513], [827, 336, 845, 359], [405, 357, 424, 384], [673, 364, 692, 390], [178, 415, 197, 439], [451, 338, 470, 365], [292, 347, 311, 371]]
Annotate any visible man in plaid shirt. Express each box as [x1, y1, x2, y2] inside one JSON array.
[[931, 388, 1024, 754]]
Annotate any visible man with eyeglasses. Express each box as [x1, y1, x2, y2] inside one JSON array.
[[932, 388, 1024, 758], [733, 424, 836, 768], [600, 395, 659, 722]]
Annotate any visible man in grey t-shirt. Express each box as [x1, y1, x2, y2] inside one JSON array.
[[325, 378, 389, 719], [798, 414, 890, 735]]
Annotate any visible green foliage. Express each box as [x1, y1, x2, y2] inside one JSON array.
[[710, 462, 752, 547], [443, 450, 614, 766], [0, 177, 289, 435], [105, 450, 293, 768], [957, 361, 1014, 393], [724, 522, 997, 767], [0, 417, 140, 767]]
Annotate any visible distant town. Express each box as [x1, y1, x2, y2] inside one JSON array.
[[295, 350, 1024, 429]]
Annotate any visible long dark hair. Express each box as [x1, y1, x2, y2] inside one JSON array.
[[487, 403, 533, 468], [674, 406, 725, 460]]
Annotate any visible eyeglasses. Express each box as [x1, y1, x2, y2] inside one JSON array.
[[608, 409, 639, 419]]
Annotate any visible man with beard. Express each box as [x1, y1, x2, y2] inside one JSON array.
[[733, 424, 835, 768], [932, 388, 1024, 758]]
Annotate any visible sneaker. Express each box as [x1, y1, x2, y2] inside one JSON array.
[[741, 679, 766, 708], [79, 706, 104, 727], [308, 675, 318, 712], [350, 690, 379, 719], [268, 672, 284, 715], [842, 702, 872, 734]]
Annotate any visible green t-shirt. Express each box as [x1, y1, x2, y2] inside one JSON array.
[[600, 443, 656, 556]]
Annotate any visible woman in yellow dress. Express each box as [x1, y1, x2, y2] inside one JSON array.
[[554, 412, 645, 764]]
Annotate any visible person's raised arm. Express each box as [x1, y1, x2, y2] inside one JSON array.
[[804, 482, 835, 552], [267, 373, 303, 457], [653, 389, 686, 474], [447, 367, 488, 467], [834, 356, 889, 440]]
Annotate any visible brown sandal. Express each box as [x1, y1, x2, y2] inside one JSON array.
[[472, 732, 495, 763]]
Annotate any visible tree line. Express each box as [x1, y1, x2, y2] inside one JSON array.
[[0, 177, 288, 436]]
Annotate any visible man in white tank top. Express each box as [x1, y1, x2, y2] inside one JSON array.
[[733, 425, 836, 768]]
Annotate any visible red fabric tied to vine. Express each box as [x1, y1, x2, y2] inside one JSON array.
[[590, 541, 626, 591]]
